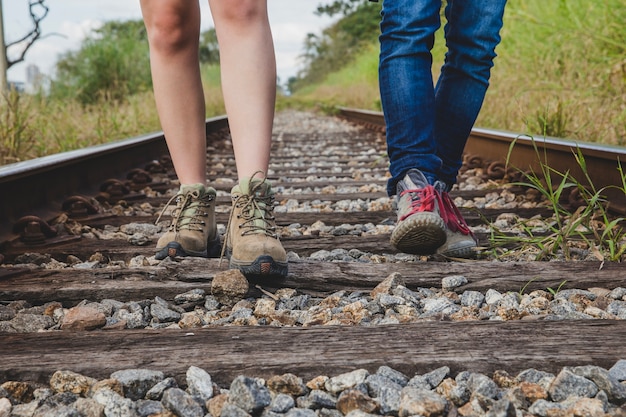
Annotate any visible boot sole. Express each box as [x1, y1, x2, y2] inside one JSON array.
[[155, 236, 221, 260], [390, 214, 446, 255], [229, 254, 288, 280]]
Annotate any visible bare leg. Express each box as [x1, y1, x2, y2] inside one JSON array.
[[209, 0, 276, 180], [140, 0, 207, 185]]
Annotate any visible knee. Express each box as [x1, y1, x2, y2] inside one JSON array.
[[146, 13, 198, 55], [214, 0, 266, 27]]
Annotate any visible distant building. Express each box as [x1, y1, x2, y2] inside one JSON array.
[[25, 64, 42, 93], [8, 81, 26, 93]]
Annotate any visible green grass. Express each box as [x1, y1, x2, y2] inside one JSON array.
[[0, 65, 225, 165], [291, 0, 625, 146], [282, 43, 381, 112], [489, 137, 626, 262], [1, 0, 624, 164]]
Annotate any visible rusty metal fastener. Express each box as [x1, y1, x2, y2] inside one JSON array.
[[127, 168, 153, 185], [13, 216, 57, 246], [62, 196, 100, 218], [100, 179, 130, 198], [144, 160, 167, 174]]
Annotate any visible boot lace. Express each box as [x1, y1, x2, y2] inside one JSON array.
[[230, 189, 277, 238], [155, 190, 211, 232], [220, 173, 278, 262], [398, 185, 439, 221]]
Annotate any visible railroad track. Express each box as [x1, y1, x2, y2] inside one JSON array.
[[0, 109, 625, 416]]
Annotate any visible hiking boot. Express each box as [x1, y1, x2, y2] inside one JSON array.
[[390, 169, 447, 255], [435, 181, 477, 258], [224, 175, 288, 279], [155, 184, 220, 260]]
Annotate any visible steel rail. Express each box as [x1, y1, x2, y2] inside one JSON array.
[[0, 116, 228, 241], [337, 107, 626, 213]]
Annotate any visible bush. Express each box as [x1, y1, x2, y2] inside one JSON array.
[[49, 20, 152, 105]]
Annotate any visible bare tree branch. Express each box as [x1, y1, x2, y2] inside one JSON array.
[[6, 0, 49, 69]]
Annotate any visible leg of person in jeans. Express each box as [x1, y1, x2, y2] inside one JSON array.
[[142, 0, 287, 278], [378, 0, 506, 257], [433, 0, 507, 257]]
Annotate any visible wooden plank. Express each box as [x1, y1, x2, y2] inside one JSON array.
[[1, 321, 624, 386], [1, 260, 624, 305]]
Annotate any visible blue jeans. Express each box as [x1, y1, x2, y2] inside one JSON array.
[[379, 0, 507, 195]]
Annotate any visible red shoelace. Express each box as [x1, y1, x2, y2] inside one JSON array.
[[398, 185, 438, 221], [439, 191, 474, 238], [400, 185, 475, 239]]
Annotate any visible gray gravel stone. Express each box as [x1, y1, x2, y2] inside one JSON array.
[[228, 376, 271, 414], [285, 408, 317, 417], [548, 369, 599, 402], [609, 287, 626, 300], [162, 387, 204, 417], [485, 289, 503, 305], [607, 301, 626, 319], [365, 374, 400, 398], [461, 290, 485, 308], [268, 393, 295, 413], [186, 366, 214, 404], [174, 289, 206, 304], [135, 399, 166, 417], [145, 377, 177, 401], [221, 403, 252, 417], [527, 399, 564, 416], [441, 275, 468, 291], [149, 303, 181, 323], [110, 369, 164, 401], [468, 373, 500, 399], [325, 370, 369, 394], [0, 305, 16, 321], [375, 366, 408, 387], [485, 398, 516, 417], [569, 365, 626, 404], [92, 388, 138, 417], [297, 390, 337, 410], [609, 359, 626, 382], [10, 314, 54, 332], [376, 384, 401, 415]]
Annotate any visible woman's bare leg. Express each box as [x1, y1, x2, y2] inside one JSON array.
[[209, 0, 276, 180], [140, 0, 207, 185]]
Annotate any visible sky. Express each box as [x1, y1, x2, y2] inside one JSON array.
[[3, 0, 338, 84]]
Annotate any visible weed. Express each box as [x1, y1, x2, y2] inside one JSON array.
[[518, 277, 567, 297], [519, 276, 539, 296], [0, 90, 36, 165], [527, 100, 571, 139], [491, 136, 626, 261], [546, 280, 567, 296]]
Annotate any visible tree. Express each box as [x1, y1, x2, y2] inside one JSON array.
[[0, 0, 50, 92], [316, 0, 369, 18], [199, 28, 219, 65], [291, 1, 380, 91], [50, 20, 152, 104]]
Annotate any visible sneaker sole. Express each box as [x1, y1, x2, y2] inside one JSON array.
[[390, 214, 446, 255], [155, 236, 221, 260], [437, 240, 477, 258], [229, 254, 288, 280]]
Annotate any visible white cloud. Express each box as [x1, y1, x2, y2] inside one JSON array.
[[5, 1, 337, 83]]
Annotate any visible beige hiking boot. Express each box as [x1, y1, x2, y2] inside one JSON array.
[[390, 169, 447, 255], [155, 184, 220, 260], [224, 175, 288, 279]]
